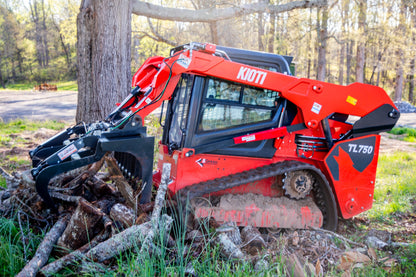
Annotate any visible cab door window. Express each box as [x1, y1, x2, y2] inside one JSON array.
[[198, 78, 279, 132]]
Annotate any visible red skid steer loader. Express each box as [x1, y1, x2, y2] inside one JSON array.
[[30, 43, 399, 231]]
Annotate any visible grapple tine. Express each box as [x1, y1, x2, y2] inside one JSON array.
[[30, 119, 154, 211]]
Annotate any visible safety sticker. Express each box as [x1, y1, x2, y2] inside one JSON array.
[[311, 102, 322, 114], [242, 135, 256, 142], [177, 53, 191, 69], [57, 144, 77, 161], [346, 95, 358, 106]]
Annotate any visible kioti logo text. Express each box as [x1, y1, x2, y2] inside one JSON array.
[[236, 66, 267, 85]]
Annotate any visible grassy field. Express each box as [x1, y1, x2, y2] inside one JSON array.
[[0, 80, 77, 91], [0, 122, 415, 276], [0, 119, 66, 173]]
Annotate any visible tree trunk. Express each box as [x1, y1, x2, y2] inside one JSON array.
[[394, 0, 407, 102], [316, 0, 328, 81], [209, 22, 219, 45], [76, 0, 132, 123], [29, 0, 49, 68], [338, 44, 345, 85], [394, 58, 405, 101], [355, 0, 366, 83], [41, 0, 49, 66], [346, 40, 354, 84], [258, 11, 264, 51], [268, 12, 275, 53], [0, 66, 5, 88], [409, 58, 415, 104], [338, 0, 347, 85]]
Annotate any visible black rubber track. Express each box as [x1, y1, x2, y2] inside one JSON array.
[[177, 160, 338, 231]]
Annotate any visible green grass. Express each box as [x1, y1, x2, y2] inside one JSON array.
[[0, 215, 43, 276], [365, 152, 416, 218], [56, 80, 78, 91], [0, 119, 66, 172], [388, 127, 416, 143], [0, 119, 66, 147], [0, 80, 77, 91], [0, 176, 6, 188]]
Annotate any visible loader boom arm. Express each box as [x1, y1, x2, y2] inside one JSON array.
[[126, 43, 398, 132]]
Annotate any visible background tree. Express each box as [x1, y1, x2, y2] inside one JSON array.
[[76, 0, 132, 122]]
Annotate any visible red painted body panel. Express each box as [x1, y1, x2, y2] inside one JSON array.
[[131, 43, 396, 225], [323, 135, 380, 219]]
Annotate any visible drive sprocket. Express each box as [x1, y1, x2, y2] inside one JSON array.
[[283, 170, 314, 199]]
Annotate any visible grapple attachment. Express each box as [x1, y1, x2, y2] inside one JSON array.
[[29, 119, 154, 211]]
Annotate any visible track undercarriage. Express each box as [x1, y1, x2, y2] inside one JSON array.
[[176, 160, 338, 230]]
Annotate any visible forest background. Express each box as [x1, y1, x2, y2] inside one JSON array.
[[0, 0, 415, 104]]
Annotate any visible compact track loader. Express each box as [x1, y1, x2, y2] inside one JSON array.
[[30, 43, 400, 231]]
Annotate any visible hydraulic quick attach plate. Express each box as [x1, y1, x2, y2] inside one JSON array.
[[30, 120, 154, 211]]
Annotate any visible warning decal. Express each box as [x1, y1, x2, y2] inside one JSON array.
[[57, 144, 77, 161], [311, 102, 322, 115], [346, 96, 358, 106]]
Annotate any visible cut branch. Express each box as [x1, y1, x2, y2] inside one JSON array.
[[86, 215, 169, 262], [140, 163, 171, 254], [16, 215, 70, 277], [132, 0, 325, 22], [40, 229, 110, 276]]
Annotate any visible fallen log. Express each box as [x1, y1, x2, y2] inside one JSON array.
[[110, 203, 135, 228], [40, 228, 111, 276], [216, 233, 245, 260], [310, 227, 366, 248], [16, 215, 70, 277], [86, 215, 172, 262], [216, 222, 242, 246], [140, 163, 171, 254], [241, 225, 266, 248], [57, 199, 104, 252], [50, 191, 83, 204]]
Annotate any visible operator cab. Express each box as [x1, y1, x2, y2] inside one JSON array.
[[161, 44, 297, 158]]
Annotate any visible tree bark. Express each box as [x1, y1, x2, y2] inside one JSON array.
[[346, 40, 354, 84], [394, 0, 407, 101], [268, 12, 276, 53], [258, 11, 265, 52], [84, 214, 171, 262], [338, 44, 345, 85], [0, 66, 5, 89], [131, 0, 326, 22], [140, 163, 171, 254], [16, 215, 70, 277], [316, 0, 328, 81], [355, 0, 366, 83], [40, 229, 110, 276], [29, 0, 49, 68], [408, 58, 415, 104], [76, 0, 132, 122]]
